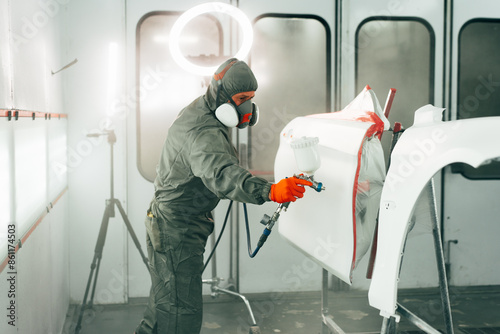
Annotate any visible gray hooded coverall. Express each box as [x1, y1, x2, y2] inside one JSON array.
[[135, 58, 272, 334]]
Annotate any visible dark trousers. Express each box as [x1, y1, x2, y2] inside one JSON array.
[[135, 232, 204, 334]]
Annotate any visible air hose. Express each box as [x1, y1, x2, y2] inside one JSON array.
[[202, 200, 233, 274], [245, 202, 268, 258], [202, 198, 276, 273], [245, 201, 291, 258], [203, 174, 325, 270]]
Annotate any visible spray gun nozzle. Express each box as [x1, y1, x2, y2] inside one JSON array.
[[312, 181, 325, 192]]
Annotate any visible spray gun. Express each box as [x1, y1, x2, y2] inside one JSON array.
[[248, 137, 325, 258]]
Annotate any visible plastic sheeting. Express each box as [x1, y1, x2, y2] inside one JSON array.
[[354, 136, 385, 268]]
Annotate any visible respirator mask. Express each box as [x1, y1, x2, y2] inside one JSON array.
[[215, 83, 259, 128], [213, 60, 259, 129]]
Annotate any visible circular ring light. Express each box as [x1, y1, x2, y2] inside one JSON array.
[[169, 2, 253, 76]]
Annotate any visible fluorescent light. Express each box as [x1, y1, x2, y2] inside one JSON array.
[[107, 42, 119, 115], [169, 2, 253, 76]]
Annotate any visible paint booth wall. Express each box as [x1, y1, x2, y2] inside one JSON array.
[[0, 0, 69, 333]]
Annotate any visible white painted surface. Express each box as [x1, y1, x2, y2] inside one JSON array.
[[277, 117, 368, 284]]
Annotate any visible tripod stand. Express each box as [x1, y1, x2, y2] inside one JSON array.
[[74, 130, 149, 334]]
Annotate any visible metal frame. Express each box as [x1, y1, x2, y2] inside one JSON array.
[[321, 269, 346, 334], [379, 178, 454, 334]]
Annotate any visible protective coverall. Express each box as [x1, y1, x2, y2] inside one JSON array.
[[135, 59, 272, 334]]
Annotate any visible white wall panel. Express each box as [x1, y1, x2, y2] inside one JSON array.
[[48, 194, 70, 334], [17, 216, 53, 334], [14, 119, 47, 235], [0, 1, 68, 333], [0, 121, 12, 266], [48, 118, 67, 200], [15, 193, 69, 334], [0, 0, 13, 109], [9, 0, 50, 111]]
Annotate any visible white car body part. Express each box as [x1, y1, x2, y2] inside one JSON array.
[[368, 104, 500, 318]]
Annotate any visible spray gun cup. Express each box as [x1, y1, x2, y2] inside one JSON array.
[[290, 136, 321, 175]]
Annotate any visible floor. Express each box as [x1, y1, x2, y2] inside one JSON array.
[[63, 285, 500, 334]]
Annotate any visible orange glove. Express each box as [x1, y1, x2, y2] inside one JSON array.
[[269, 177, 313, 203]]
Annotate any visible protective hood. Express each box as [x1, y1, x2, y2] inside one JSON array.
[[204, 58, 258, 111]]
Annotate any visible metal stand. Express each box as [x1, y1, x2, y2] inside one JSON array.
[[321, 269, 346, 334], [74, 130, 149, 334], [381, 178, 455, 334], [203, 278, 261, 333]]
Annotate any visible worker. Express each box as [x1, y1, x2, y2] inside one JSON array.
[[135, 58, 312, 334]]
